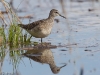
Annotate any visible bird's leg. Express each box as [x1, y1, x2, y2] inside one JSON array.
[[41, 38, 42, 43], [29, 35, 32, 39]]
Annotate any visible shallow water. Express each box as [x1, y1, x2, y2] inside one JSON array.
[[0, 0, 100, 75]]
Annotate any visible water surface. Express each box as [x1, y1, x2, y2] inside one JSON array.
[[0, 0, 100, 75]]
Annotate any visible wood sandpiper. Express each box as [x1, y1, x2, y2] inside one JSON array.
[[18, 9, 66, 42], [23, 48, 66, 74]]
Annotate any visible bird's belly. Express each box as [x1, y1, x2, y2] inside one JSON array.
[[27, 29, 51, 38]]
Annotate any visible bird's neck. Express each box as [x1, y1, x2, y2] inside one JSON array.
[[48, 14, 55, 20]]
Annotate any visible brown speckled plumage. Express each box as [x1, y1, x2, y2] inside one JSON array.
[[18, 19, 46, 30], [18, 9, 66, 42]]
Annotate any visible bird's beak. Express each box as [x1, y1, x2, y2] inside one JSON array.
[[59, 64, 67, 69], [59, 13, 66, 19]]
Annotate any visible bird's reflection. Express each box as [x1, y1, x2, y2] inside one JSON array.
[[23, 48, 66, 74]]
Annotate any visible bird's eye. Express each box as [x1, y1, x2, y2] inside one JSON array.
[[55, 12, 58, 13]]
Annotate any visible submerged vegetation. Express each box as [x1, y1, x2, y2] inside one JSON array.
[[0, 0, 28, 72]]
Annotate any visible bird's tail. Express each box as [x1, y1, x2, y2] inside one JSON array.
[[18, 24, 24, 28], [18, 24, 27, 29], [18, 24, 30, 30]]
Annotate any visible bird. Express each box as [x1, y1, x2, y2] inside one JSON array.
[[23, 47, 66, 74], [18, 9, 66, 42]]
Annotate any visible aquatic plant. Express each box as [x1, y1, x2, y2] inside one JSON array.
[[0, 0, 31, 48]]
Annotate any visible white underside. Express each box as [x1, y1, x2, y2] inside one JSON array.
[[26, 28, 51, 38]]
